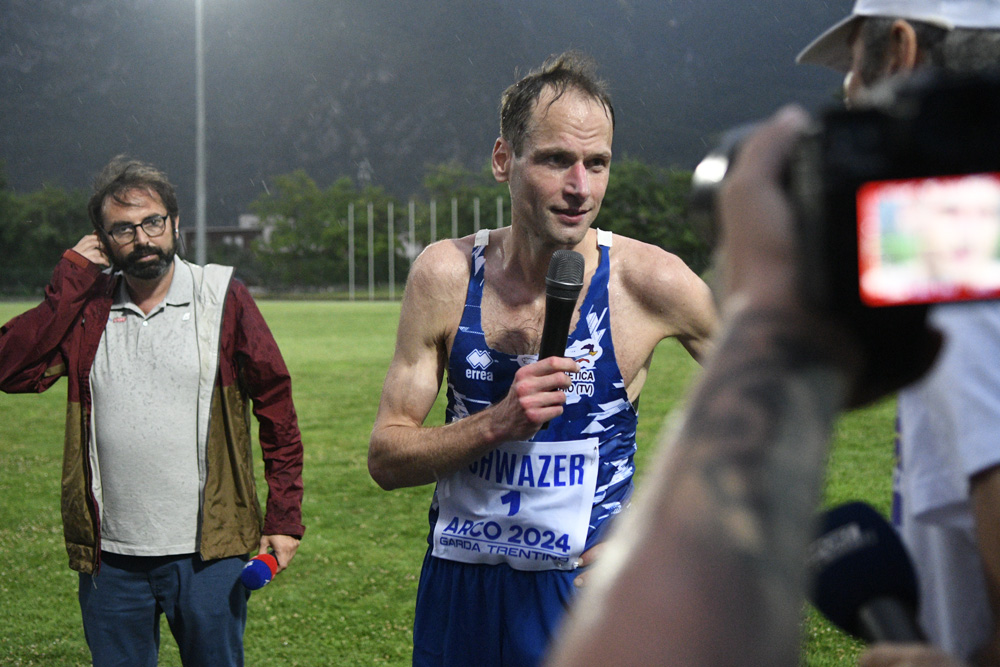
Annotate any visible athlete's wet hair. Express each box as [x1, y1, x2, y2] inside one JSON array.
[[499, 51, 614, 155]]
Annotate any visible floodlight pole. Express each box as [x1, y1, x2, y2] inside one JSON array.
[[195, 0, 207, 266]]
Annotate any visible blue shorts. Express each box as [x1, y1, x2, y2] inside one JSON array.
[[412, 549, 577, 667]]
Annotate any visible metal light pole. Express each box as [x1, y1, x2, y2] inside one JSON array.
[[194, 0, 207, 265]]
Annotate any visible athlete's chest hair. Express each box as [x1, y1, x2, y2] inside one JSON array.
[[478, 280, 585, 357], [479, 285, 545, 356]]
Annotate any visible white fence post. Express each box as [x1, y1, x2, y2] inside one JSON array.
[[348, 202, 355, 301], [388, 202, 395, 301], [367, 202, 374, 301], [430, 198, 437, 244], [408, 200, 416, 271], [338, 196, 513, 299]]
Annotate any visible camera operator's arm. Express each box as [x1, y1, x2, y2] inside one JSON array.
[[547, 106, 870, 666]]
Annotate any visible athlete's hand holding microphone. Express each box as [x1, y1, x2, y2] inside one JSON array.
[[492, 250, 586, 439]]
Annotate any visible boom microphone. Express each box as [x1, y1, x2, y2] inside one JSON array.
[[538, 250, 585, 361], [240, 551, 279, 590], [807, 501, 925, 643]]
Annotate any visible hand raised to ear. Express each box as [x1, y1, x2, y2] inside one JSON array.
[[72, 234, 111, 268]]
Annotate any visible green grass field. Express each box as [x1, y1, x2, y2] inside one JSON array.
[[0, 300, 895, 665]]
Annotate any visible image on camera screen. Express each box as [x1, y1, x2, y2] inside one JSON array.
[[857, 172, 1000, 307]]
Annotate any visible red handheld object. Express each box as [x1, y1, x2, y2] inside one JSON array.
[[240, 552, 279, 590]]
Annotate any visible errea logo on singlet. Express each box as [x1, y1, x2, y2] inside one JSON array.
[[466, 349, 494, 381]]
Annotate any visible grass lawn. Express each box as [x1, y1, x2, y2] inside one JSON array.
[[0, 300, 895, 665]]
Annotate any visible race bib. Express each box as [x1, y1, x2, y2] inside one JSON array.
[[432, 438, 599, 571]]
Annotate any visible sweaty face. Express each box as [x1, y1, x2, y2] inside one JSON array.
[[502, 88, 613, 246], [101, 188, 177, 280]]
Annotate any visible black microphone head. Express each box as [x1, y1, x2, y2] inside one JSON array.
[[545, 250, 585, 301], [807, 501, 920, 639]]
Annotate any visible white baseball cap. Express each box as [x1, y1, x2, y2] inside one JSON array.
[[797, 0, 1000, 72]]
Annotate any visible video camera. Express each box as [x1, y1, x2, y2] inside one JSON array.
[[691, 69, 1000, 316]]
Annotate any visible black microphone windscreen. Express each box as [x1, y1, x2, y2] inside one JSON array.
[[537, 250, 586, 428], [807, 501, 920, 640], [545, 250, 585, 301]]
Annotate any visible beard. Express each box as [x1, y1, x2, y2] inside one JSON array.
[[116, 243, 176, 280]]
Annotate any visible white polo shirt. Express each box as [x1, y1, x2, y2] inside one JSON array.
[[90, 258, 204, 556]]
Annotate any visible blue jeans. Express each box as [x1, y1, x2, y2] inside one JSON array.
[[78, 552, 249, 667]]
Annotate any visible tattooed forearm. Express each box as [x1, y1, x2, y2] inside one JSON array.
[[547, 306, 862, 667], [681, 306, 860, 561]]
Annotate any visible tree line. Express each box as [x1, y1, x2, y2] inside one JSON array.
[[0, 159, 711, 296]]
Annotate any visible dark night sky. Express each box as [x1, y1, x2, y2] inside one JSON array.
[[0, 0, 850, 224]]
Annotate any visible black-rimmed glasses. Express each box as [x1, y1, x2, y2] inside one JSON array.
[[106, 214, 169, 244]]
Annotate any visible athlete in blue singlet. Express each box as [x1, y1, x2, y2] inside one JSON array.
[[412, 229, 636, 664], [369, 52, 716, 667]]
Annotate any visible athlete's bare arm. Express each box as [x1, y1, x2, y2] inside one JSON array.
[[608, 236, 717, 402]]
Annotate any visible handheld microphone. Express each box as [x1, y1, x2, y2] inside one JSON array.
[[538, 250, 585, 430], [240, 551, 279, 590], [807, 501, 925, 643], [538, 250, 585, 360]]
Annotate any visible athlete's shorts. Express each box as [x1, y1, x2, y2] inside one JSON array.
[[412, 549, 578, 667]]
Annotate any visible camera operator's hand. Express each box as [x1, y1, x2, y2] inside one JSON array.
[[717, 105, 940, 406], [718, 106, 811, 313]]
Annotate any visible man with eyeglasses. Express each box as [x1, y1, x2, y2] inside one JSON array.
[[0, 156, 305, 667]]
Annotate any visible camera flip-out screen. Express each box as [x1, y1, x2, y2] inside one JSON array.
[[857, 172, 1000, 307]]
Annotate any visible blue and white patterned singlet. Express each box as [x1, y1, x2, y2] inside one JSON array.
[[426, 229, 638, 569]]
